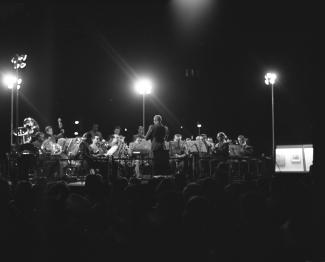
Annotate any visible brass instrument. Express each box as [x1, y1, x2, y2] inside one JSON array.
[[41, 138, 62, 155]]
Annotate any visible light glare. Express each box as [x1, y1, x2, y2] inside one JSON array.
[[135, 78, 152, 95], [3, 74, 18, 89], [265, 72, 277, 85]]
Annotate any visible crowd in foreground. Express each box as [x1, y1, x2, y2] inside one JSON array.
[[0, 167, 316, 262]]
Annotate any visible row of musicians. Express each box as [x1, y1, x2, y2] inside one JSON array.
[[30, 124, 253, 159]]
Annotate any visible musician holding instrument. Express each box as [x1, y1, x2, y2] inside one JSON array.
[[237, 135, 254, 157], [169, 134, 188, 175], [213, 132, 230, 159], [89, 123, 103, 140], [78, 132, 97, 175], [32, 132, 45, 151], [132, 125, 145, 141]]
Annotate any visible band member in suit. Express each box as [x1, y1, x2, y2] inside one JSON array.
[[237, 135, 254, 156], [145, 115, 169, 175]]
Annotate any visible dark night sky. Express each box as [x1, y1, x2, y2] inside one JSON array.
[[0, 1, 318, 157]]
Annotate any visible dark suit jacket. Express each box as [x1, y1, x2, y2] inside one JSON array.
[[145, 123, 168, 152]]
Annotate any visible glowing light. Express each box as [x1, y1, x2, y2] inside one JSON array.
[[265, 73, 277, 85], [124, 128, 127, 132], [197, 123, 202, 128], [3, 74, 18, 89], [74, 131, 79, 136], [17, 84, 21, 90], [134, 78, 152, 95], [74, 121, 79, 125], [180, 126, 183, 129]]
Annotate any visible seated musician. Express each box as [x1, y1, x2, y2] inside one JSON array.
[[132, 125, 145, 141], [198, 134, 213, 177], [41, 126, 65, 179], [169, 134, 188, 175], [78, 132, 97, 174], [89, 123, 103, 140], [213, 132, 230, 159], [89, 135, 102, 155], [32, 131, 45, 152], [129, 135, 145, 178], [237, 135, 254, 157]]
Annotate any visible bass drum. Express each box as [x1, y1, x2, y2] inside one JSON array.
[[18, 143, 39, 156]]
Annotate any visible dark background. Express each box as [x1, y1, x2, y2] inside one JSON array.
[[0, 1, 318, 158]]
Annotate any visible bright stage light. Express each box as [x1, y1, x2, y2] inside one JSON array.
[[74, 121, 79, 125], [134, 78, 152, 95], [197, 123, 202, 128], [265, 73, 277, 85], [3, 74, 18, 89]]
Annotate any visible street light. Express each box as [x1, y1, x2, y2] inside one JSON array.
[[3, 74, 18, 146], [11, 54, 27, 144], [265, 72, 277, 170], [197, 123, 202, 136], [134, 78, 152, 134]]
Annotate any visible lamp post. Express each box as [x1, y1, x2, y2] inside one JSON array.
[[265, 72, 277, 170], [197, 123, 202, 136], [3, 74, 18, 146], [11, 54, 27, 144], [135, 78, 152, 134]]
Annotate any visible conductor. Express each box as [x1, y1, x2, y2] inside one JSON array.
[[145, 115, 169, 175]]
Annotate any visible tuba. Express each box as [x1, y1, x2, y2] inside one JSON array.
[[41, 137, 62, 155]]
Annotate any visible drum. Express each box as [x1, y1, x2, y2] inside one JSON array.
[[18, 143, 39, 156]]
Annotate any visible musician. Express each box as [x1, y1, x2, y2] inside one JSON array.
[[89, 135, 101, 155], [237, 135, 254, 156], [32, 131, 45, 151], [169, 134, 188, 175], [89, 123, 103, 140], [41, 126, 64, 179], [23, 117, 40, 143], [128, 135, 145, 178], [132, 125, 145, 141], [78, 132, 96, 174], [213, 132, 230, 159], [107, 126, 122, 146], [145, 115, 169, 175], [44, 125, 64, 143]]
